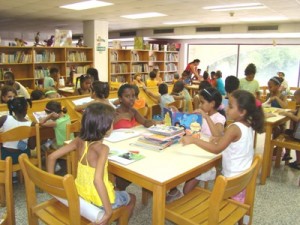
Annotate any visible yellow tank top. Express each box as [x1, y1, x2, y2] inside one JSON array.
[[146, 79, 158, 87], [75, 142, 115, 206]]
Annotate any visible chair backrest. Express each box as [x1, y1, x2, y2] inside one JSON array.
[[19, 154, 82, 225], [0, 124, 41, 169], [0, 157, 15, 225], [66, 120, 81, 140], [208, 155, 261, 224], [167, 99, 184, 111]]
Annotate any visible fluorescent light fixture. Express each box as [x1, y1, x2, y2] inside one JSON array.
[[203, 3, 266, 11], [121, 12, 166, 19], [60, 0, 113, 10], [163, 21, 198, 25], [240, 16, 288, 22], [108, 37, 154, 42]]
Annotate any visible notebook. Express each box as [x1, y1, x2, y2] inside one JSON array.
[[104, 129, 141, 143]]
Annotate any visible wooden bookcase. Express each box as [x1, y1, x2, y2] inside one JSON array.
[[108, 48, 179, 85], [0, 46, 93, 89]]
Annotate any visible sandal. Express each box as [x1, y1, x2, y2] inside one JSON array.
[[282, 153, 292, 161], [288, 161, 300, 170]]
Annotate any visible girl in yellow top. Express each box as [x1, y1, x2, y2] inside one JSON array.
[[47, 103, 136, 224]]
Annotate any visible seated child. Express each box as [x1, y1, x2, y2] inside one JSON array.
[[0, 85, 17, 103], [47, 103, 136, 223], [192, 81, 212, 110], [30, 89, 45, 101], [171, 80, 192, 112], [45, 89, 61, 99], [146, 71, 158, 87], [74, 74, 92, 95], [132, 73, 146, 87]]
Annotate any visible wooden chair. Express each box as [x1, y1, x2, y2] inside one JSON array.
[[19, 154, 129, 225], [137, 106, 150, 119], [165, 155, 261, 225], [0, 157, 15, 225], [0, 124, 42, 182], [45, 120, 80, 175], [168, 99, 184, 111]]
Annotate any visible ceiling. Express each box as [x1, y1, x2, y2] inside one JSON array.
[[0, 0, 300, 39]]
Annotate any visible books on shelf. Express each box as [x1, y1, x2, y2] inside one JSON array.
[[131, 51, 140, 61], [131, 64, 149, 73], [34, 50, 55, 63], [164, 52, 178, 62], [0, 51, 32, 63], [148, 125, 184, 136], [111, 75, 126, 83], [104, 129, 141, 143], [67, 51, 87, 62], [111, 63, 129, 74], [165, 62, 177, 71], [110, 50, 118, 61], [34, 67, 49, 79], [108, 149, 144, 165]]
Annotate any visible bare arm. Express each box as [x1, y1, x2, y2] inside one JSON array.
[[181, 124, 240, 154], [133, 108, 156, 128], [280, 111, 300, 122], [39, 112, 57, 127], [143, 87, 161, 103]]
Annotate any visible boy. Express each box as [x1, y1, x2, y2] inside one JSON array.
[[44, 67, 59, 89], [279, 89, 300, 169]]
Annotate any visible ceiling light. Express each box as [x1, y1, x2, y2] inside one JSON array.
[[163, 21, 198, 25], [203, 3, 266, 11], [240, 16, 288, 22], [60, 0, 113, 10], [121, 12, 166, 19]]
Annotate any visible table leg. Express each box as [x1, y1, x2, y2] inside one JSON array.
[[261, 124, 272, 185], [152, 185, 166, 225]]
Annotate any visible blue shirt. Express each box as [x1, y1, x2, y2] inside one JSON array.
[[216, 78, 226, 96]]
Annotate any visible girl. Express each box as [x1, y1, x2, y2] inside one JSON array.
[[74, 74, 92, 95], [75, 81, 111, 112], [167, 87, 226, 201], [0, 85, 17, 103], [47, 103, 136, 224], [182, 90, 264, 203], [143, 83, 177, 118], [192, 81, 212, 110], [239, 63, 260, 99], [131, 73, 145, 87], [87, 67, 99, 82], [114, 84, 156, 129], [153, 68, 163, 85], [39, 101, 73, 149], [0, 97, 35, 164], [263, 76, 287, 108], [171, 80, 192, 112]]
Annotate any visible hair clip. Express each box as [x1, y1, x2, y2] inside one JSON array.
[[270, 77, 281, 85], [203, 88, 212, 96]]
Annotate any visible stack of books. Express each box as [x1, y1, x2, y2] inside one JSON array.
[[131, 125, 185, 151]]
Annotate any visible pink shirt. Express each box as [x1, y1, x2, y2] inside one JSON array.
[[201, 112, 226, 137]]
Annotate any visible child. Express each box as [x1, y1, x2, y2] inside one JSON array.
[[143, 83, 176, 118], [0, 85, 17, 103], [173, 73, 180, 84], [215, 70, 226, 96], [182, 90, 264, 203], [132, 85, 146, 109], [239, 63, 260, 99], [44, 67, 59, 89], [86, 67, 99, 81], [153, 68, 163, 85], [30, 89, 45, 101], [210, 71, 217, 88], [171, 80, 192, 112], [167, 87, 226, 200], [279, 89, 300, 165], [0, 97, 35, 164], [114, 84, 156, 129], [181, 70, 192, 85], [225, 75, 240, 98], [146, 71, 158, 87], [263, 76, 287, 108], [3, 71, 30, 99], [45, 89, 61, 99], [193, 81, 212, 110], [39, 101, 73, 150], [131, 73, 145, 87], [47, 103, 136, 224], [74, 74, 92, 95], [75, 81, 111, 112]]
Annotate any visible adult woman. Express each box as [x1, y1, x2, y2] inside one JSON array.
[[185, 59, 201, 81]]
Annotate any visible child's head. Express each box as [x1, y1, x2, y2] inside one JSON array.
[[294, 89, 300, 104], [3, 71, 15, 86], [80, 103, 115, 141], [229, 90, 264, 133], [149, 71, 156, 80], [76, 74, 92, 91], [244, 63, 256, 81], [92, 81, 109, 99], [215, 70, 222, 78], [7, 97, 31, 117], [210, 71, 216, 79], [118, 84, 135, 108], [45, 89, 60, 98], [268, 76, 282, 93], [86, 67, 99, 81], [49, 67, 59, 76], [134, 73, 142, 81], [1, 85, 17, 103], [181, 70, 190, 79], [277, 71, 285, 79], [225, 76, 240, 94], [203, 71, 209, 80], [174, 73, 180, 80], [199, 87, 222, 112], [30, 89, 45, 101], [198, 81, 212, 91], [172, 81, 184, 94], [158, 83, 168, 95], [45, 100, 67, 115], [132, 85, 140, 98]]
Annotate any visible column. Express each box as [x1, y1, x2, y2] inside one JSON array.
[[83, 20, 108, 81]]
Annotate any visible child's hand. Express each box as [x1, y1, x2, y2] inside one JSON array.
[[50, 112, 59, 119], [193, 108, 207, 118], [209, 136, 220, 145], [181, 136, 195, 146], [94, 212, 112, 225]]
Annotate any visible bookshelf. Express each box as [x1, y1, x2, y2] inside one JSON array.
[[108, 49, 179, 85], [0, 46, 93, 89]]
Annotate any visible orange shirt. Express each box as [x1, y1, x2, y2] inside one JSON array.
[[133, 98, 146, 109]]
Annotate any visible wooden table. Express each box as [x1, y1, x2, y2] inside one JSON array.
[[186, 84, 199, 96], [105, 127, 221, 225], [260, 112, 290, 185]]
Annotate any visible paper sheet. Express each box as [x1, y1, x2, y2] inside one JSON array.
[[104, 129, 141, 142], [72, 97, 93, 106]]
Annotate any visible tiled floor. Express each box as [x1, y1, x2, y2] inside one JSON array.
[[1, 133, 300, 225]]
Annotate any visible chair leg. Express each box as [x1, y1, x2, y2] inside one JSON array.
[[253, 131, 257, 150], [18, 170, 24, 184], [0, 184, 5, 207], [275, 147, 283, 168], [118, 207, 129, 225]]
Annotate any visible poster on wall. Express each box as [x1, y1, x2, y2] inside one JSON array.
[[54, 29, 72, 47]]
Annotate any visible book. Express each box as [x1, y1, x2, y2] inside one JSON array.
[[131, 135, 182, 151], [142, 132, 184, 142], [72, 97, 93, 106], [163, 108, 202, 131], [32, 111, 47, 123], [108, 149, 144, 165], [104, 129, 141, 143], [147, 125, 184, 136]]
